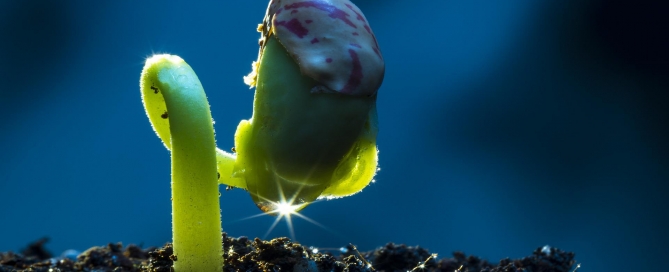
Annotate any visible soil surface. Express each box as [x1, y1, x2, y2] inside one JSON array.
[[0, 234, 576, 272]]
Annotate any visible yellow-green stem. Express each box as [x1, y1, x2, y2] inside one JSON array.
[[140, 55, 223, 271]]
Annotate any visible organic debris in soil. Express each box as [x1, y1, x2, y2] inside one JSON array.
[[0, 233, 576, 272]]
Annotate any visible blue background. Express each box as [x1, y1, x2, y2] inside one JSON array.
[[1, 0, 667, 271]]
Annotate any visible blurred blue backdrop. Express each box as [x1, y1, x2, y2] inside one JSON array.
[[1, 0, 667, 271]]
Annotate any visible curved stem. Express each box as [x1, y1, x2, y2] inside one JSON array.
[[140, 55, 223, 271]]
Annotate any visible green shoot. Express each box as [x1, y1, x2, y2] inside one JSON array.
[[140, 55, 223, 271]]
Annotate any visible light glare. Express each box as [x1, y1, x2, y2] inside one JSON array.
[[274, 201, 301, 215]]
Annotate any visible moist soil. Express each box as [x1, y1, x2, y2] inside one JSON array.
[[0, 233, 576, 272]]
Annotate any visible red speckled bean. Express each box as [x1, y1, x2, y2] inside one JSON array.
[[267, 0, 384, 96]]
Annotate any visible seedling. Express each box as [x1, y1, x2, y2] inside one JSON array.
[[140, 0, 383, 270]]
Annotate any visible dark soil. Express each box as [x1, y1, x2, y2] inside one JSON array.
[[0, 234, 577, 272]]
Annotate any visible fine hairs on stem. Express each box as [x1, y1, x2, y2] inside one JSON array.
[[140, 55, 223, 271]]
